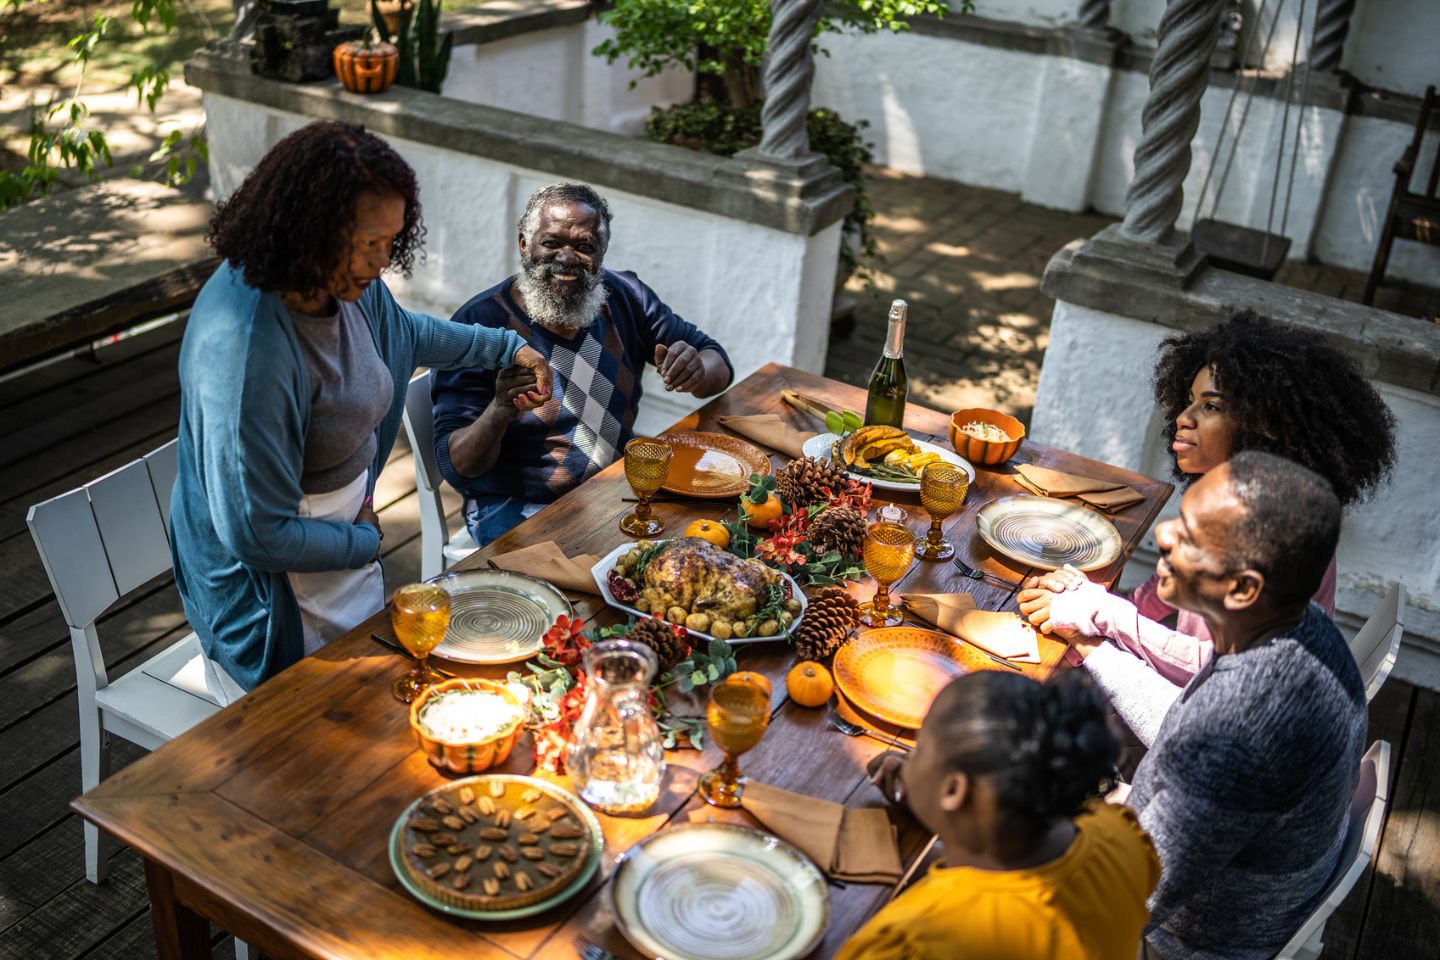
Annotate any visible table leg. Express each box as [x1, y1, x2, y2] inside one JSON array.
[[144, 858, 211, 960]]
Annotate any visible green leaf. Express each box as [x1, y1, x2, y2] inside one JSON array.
[[706, 663, 720, 681], [843, 410, 864, 431], [825, 410, 844, 435], [690, 669, 707, 687]]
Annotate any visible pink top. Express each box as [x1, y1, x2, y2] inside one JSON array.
[[1055, 555, 1338, 687]]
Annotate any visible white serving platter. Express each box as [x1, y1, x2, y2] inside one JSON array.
[[590, 539, 807, 645], [802, 432, 975, 492]]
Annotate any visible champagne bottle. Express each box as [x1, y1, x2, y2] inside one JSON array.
[[865, 299, 909, 428]]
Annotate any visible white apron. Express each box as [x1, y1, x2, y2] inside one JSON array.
[[204, 470, 384, 705]]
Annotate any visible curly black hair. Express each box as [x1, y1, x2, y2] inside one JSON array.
[[1152, 310, 1397, 506], [206, 120, 425, 295], [931, 671, 1118, 847]]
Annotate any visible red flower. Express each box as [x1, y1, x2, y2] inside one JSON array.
[[543, 614, 590, 666], [827, 479, 873, 515]]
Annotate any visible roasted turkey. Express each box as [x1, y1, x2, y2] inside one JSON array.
[[640, 537, 779, 622]]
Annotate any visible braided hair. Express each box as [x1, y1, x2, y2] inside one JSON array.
[[930, 671, 1119, 843]]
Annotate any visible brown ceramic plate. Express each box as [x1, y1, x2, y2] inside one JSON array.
[[659, 431, 771, 499], [832, 627, 969, 730]]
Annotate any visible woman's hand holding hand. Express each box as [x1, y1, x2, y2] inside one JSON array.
[[867, 751, 908, 806], [511, 346, 551, 411], [491, 365, 541, 418], [1020, 564, 1087, 594], [1017, 588, 1085, 642]]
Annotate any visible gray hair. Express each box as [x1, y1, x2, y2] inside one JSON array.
[[518, 182, 613, 251]]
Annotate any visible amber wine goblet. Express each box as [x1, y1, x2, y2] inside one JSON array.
[[860, 518, 916, 627], [391, 583, 450, 704], [698, 676, 771, 808], [620, 438, 673, 537], [916, 463, 968, 561]]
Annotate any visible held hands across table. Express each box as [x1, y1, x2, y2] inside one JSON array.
[[499, 345, 552, 413], [1017, 564, 1089, 642]]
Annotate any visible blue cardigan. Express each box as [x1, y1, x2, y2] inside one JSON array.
[[170, 263, 524, 690]]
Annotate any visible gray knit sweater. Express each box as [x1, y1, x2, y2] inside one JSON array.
[[1130, 604, 1366, 959]]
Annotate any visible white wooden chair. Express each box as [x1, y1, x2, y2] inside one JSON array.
[[1274, 739, 1391, 959], [1349, 582, 1406, 702], [402, 370, 477, 580], [27, 441, 252, 958]]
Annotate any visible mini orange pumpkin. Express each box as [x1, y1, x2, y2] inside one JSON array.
[[741, 493, 784, 530], [684, 518, 731, 549], [786, 661, 834, 708], [729, 670, 773, 698], [333, 40, 399, 95]]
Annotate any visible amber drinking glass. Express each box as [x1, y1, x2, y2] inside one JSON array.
[[620, 437, 673, 537], [860, 514, 916, 627], [916, 463, 969, 561], [391, 583, 450, 703], [698, 676, 771, 808]]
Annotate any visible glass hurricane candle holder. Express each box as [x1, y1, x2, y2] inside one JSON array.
[[620, 437, 673, 537], [698, 675, 772, 808], [859, 508, 916, 627], [915, 463, 968, 561], [391, 583, 451, 703]]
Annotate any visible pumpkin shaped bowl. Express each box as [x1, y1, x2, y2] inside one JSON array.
[[410, 678, 528, 774], [949, 408, 1025, 466], [334, 40, 399, 94]]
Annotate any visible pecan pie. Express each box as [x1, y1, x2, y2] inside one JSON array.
[[398, 776, 592, 911]]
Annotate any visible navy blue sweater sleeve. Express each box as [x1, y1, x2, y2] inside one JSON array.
[[618, 271, 733, 389], [431, 289, 506, 499]]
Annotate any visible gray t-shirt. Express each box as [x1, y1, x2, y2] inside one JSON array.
[[289, 301, 392, 494]]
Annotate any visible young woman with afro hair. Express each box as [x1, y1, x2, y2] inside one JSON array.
[[1015, 310, 1396, 745], [171, 121, 550, 703]]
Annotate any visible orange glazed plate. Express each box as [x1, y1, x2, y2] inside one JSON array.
[[832, 627, 969, 730], [659, 431, 771, 498]]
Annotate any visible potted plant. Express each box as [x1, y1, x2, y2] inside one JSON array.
[[334, 31, 400, 95], [371, 0, 454, 94]]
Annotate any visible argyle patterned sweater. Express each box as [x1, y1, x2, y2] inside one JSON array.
[[432, 270, 731, 504]]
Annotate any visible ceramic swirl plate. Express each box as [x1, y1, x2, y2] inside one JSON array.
[[832, 627, 969, 730], [426, 569, 572, 664], [976, 495, 1123, 572], [659, 431, 772, 499], [611, 822, 829, 960]]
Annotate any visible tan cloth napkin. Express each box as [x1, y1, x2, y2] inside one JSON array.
[[490, 540, 601, 595], [717, 414, 816, 459], [901, 592, 1042, 663], [740, 781, 904, 883], [1014, 463, 1144, 513]]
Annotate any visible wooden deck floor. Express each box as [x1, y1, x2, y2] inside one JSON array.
[[3, 188, 1438, 959]]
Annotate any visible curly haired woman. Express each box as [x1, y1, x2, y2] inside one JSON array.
[[1018, 310, 1396, 744], [840, 671, 1159, 959], [171, 121, 550, 703]]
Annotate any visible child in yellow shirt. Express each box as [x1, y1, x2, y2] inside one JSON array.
[[838, 671, 1160, 960]]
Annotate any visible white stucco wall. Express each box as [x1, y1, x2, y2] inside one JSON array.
[[442, 20, 692, 136], [813, 25, 1440, 284], [200, 93, 839, 432], [1033, 299, 1440, 688]]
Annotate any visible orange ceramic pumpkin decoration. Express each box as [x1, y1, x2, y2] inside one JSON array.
[[786, 661, 834, 708], [333, 40, 399, 95], [741, 493, 784, 530], [949, 407, 1026, 466], [684, 518, 731, 549]]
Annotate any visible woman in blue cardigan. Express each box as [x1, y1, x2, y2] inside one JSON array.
[[171, 121, 550, 702]]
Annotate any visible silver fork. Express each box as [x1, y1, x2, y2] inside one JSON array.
[[952, 557, 1020, 590], [573, 935, 617, 960]]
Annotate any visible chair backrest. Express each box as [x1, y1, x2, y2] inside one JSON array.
[[27, 439, 180, 631], [401, 370, 450, 581], [1349, 582, 1406, 702], [1274, 740, 1391, 959]]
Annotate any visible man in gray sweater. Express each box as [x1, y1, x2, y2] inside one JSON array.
[[1122, 452, 1366, 959]]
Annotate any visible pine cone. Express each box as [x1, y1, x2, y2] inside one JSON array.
[[793, 586, 861, 661], [626, 616, 691, 674], [808, 506, 867, 558], [776, 457, 848, 510]]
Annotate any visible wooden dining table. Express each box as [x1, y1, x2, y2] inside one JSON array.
[[73, 363, 1172, 960]]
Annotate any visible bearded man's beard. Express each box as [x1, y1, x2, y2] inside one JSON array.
[[514, 253, 607, 334]]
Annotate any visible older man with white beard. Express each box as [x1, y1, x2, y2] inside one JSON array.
[[432, 181, 733, 546]]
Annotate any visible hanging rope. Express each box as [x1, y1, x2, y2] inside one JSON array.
[[1260, 0, 1307, 265], [1278, 1, 1319, 238]]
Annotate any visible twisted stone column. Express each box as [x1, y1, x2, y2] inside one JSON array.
[[1078, 0, 1111, 31], [757, 0, 825, 160], [1120, 0, 1226, 244], [1310, 0, 1354, 72]]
